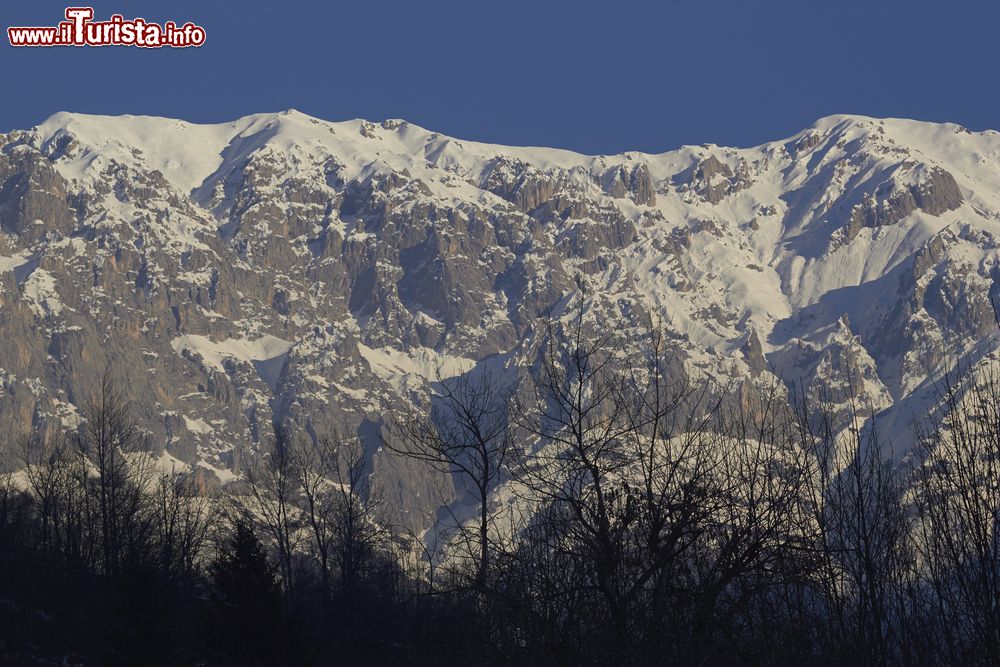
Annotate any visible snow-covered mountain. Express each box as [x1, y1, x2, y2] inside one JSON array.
[[1, 110, 998, 528]]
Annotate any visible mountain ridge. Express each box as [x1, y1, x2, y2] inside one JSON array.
[[30, 108, 999, 159]]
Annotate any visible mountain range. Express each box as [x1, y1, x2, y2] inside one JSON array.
[[1, 110, 998, 529]]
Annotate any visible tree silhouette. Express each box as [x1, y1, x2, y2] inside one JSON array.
[[201, 520, 307, 666]]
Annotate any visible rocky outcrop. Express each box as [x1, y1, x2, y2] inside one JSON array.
[[684, 155, 751, 204], [847, 167, 963, 237], [740, 329, 766, 377], [0, 149, 77, 241], [482, 157, 555, 213], [604, 163, 656, 206]]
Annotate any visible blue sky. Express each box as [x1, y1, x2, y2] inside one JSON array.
[[2, 0, 997, 154]]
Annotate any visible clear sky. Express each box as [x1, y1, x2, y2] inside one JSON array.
[[3, 0, 997, 154]]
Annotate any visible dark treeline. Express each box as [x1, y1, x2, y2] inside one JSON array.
[[2, 306, 1000, 666]]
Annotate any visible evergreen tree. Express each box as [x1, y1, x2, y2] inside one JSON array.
[[201, 520, 297, 666]]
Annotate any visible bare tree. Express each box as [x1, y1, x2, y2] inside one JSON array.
[[20, 431, 75, 561], [912, 362, 1000, 664], [499, 298, 826, 664], [75, 368, 156, 576], [153, 469, 213, 579], [508, 304, 710, 662], [242, 424, 301, 595], [793, 390, 913, 667], [0, 459, 25, 558], [328, 436, 388, 603], [291, 432, 387, 602], [290, 433, 338, 598], [386, 370, 514, 591]]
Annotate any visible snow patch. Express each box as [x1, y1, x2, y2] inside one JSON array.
[[182, 415, 214, 435], [358, 343, 476, 395], [171, 334, 294, 390]]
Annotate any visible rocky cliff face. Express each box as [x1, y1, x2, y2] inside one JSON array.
[[1, 111, 999, 529]]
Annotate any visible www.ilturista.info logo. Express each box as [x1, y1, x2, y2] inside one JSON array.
[[8, 7, 206, 48]]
